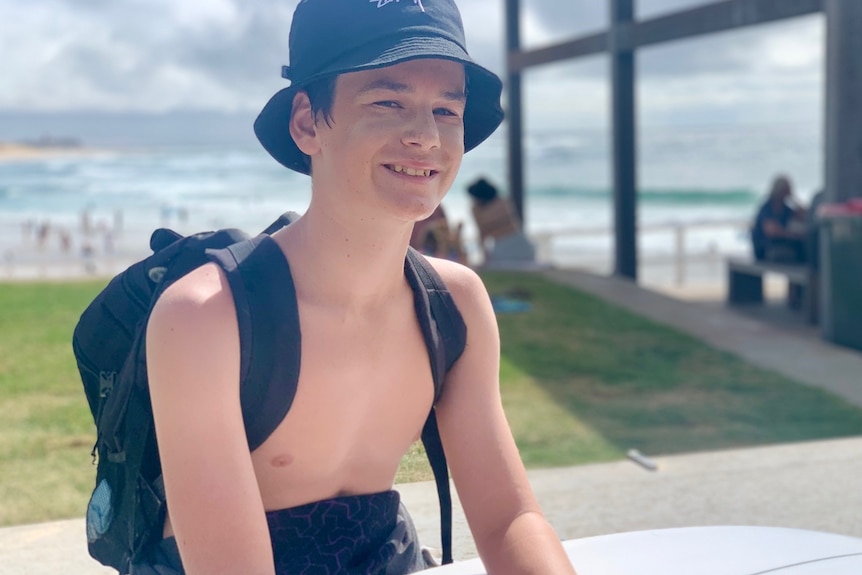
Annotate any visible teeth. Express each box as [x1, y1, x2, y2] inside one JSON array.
[[391, 165, 431, 177]]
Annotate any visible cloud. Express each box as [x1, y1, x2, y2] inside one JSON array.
[[458, 0, 506, 73], [0, 0, 825, 130], [0, 0, 298, 112], [519, 0, 607, 47]]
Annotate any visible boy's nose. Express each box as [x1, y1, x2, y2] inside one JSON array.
[[401, 109, 441, 150]]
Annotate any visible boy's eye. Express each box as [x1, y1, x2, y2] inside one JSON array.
[[374, 101, 401, 108], [434, 107, 460, 117]]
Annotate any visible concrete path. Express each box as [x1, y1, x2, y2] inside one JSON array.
[[404, 436, 862, 560], [2, 270, 860, 573], [3, 436, 861, 574]]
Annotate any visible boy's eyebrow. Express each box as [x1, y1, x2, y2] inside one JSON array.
[[442, 89, 467, 103], [356, 78, 467, 102], [357, 78, 412, 94]]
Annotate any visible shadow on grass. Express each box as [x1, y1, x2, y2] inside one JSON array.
[[481, 271, 862, 468]]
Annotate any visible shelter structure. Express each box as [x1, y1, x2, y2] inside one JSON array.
[[503, 0, 861, 269], [503, 0, 862, 346]]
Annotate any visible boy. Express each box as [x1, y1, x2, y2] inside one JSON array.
[[143, 1, 576, 573]]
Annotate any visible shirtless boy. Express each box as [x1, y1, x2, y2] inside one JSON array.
[[144, 1, 576, 573]]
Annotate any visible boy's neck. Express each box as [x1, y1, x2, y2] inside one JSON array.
[[274, 203, 415, 310]]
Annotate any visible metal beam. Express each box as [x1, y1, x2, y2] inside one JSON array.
[[507, 0, 823, 72], [508, 32, 608, 73], [611, 0, 638, 280], [629, 0, 823, 50], [505, 0, 526, 224]]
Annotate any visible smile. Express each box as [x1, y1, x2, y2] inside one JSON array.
[[385, 165, 436, 178]]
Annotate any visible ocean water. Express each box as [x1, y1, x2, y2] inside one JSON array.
[[0, 122, 822, 284]]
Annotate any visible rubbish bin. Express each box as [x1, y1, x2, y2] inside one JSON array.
[[819, 199, 862, 351]]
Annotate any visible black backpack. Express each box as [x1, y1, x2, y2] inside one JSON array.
[[72, 215, 465, 573]]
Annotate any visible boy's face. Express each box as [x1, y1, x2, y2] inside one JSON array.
[[308, 58, 466, 222]]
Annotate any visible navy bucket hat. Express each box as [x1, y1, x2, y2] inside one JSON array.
[[254, 0, 505, 175]]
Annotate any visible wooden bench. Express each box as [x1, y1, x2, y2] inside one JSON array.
[[726, 257, 818, 324]]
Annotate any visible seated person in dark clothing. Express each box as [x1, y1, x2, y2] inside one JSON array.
[[751, 175, 809, 263]]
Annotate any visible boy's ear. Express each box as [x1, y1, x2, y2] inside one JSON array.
[[289, 91, 320, 156]]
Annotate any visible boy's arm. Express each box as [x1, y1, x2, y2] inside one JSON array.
[[146, 263, 275, 575], [433, 261, 577, 575]]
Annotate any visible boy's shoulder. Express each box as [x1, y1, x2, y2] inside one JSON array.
[[147, 262, 237, 352], [423, 256, 488, 309], [155, 260, 232, 307]]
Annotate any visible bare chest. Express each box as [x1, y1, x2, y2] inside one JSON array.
[[250, 304, 435, 509]]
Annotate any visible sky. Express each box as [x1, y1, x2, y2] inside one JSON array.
[[0, 0, 824, 143]]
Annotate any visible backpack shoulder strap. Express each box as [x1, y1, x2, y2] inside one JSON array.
[[404, 248, 467, 398], [207, 235, 301, 452], [404, 248, 467, 565]]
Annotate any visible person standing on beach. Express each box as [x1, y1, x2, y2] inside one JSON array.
[[142, 1, 576, 574]]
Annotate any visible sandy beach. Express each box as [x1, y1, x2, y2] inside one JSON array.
[[0, 141, 104, 162], [0, 228, 149, 282], [0, 224, 793, 307], [0, 210, 150, 282]]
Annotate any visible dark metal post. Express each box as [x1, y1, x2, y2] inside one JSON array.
[[610, 0, 638, 279], [505, 0, 525, 224], [824, 0, 862, 203], [821, 0, 862, 344]]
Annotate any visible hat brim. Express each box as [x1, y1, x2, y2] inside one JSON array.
[[254, 34, 504, 175]]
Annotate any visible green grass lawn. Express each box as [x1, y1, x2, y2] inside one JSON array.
[[2, 273, 862, 526], [482, 271, 862, 467], [0, 281, 106, 527]]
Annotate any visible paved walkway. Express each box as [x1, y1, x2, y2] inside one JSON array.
[[3, 436, 861, 574], [2, 270, 861, 574]]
